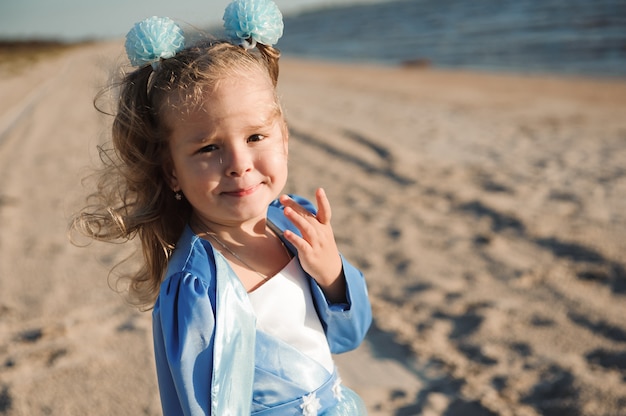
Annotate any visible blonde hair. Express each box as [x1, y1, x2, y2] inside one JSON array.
[[71, 40, 281, 309]]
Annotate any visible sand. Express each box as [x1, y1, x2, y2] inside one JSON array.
[[0, 41, 625, 415]]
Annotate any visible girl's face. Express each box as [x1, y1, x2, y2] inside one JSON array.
[[164, 71, 288, 229]]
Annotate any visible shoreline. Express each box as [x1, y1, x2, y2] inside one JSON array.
[[283, 52, 626, 84]]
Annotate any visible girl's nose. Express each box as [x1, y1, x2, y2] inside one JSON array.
[[224, 145, 253, 177]]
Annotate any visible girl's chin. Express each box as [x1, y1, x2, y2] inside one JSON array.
[[196, 201, 275, 225]]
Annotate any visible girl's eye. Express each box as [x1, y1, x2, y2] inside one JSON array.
[[248, 134, 265, 143], [199, 144, 218, 153]]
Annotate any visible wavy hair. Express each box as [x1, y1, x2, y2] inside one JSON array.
[[70, 40, 281, 310]]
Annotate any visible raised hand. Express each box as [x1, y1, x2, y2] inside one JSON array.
[[279, 188, 347, 303]]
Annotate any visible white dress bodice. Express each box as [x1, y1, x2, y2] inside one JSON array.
[[248, 257, 334, 373]]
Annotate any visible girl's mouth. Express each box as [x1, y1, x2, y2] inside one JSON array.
[[222, 184, 260, 197]]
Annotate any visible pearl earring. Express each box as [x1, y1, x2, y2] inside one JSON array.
[[175, 191, 182, 201]]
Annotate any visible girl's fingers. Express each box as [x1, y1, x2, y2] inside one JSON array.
[[280, 195, 317, 226], [279, 194, 313, 219], [282, 228, 309, 253], [279, 191, 341, 284], [279, 189, 332, 224], [315, 188, 332, 225]]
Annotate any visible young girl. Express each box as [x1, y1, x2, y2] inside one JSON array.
[[71, 0, 371, 414]]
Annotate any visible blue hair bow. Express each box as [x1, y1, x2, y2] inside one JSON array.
[[125, 16, 185, 69], [223, 0, 284, 49]]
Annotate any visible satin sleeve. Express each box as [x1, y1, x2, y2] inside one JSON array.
[[152, 272, 216, 416], [309, 255, 372, 354]]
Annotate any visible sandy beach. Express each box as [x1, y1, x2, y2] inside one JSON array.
[[1, 41, 625, 415]]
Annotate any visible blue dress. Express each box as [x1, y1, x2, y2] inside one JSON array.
[[152, 196, 372, 415]]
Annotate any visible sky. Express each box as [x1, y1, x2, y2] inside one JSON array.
[[0, 0, 381, 42]]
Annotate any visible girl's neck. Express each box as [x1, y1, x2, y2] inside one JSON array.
[[190, 213, 268, 244], [190, 212, 292, 293]]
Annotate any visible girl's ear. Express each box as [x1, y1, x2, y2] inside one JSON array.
[[282, 119, 289, 154], [162, 157, 180, 192]]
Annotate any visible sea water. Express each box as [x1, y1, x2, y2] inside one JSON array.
[[276, 0, 626, 78]]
